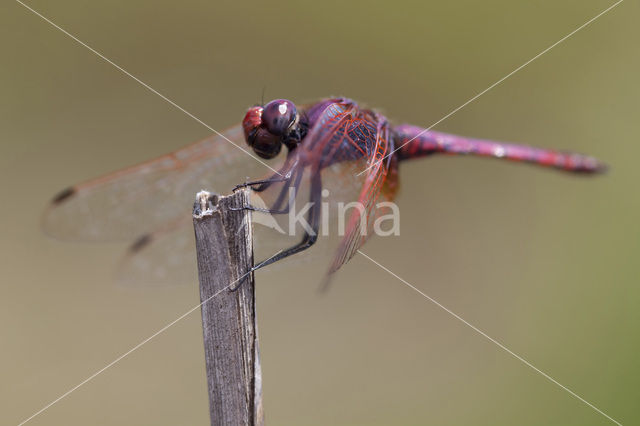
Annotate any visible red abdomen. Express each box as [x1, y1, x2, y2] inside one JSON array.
[[394, 124, 606, 173]]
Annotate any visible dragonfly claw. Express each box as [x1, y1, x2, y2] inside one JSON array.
[[232, 182, 253, 192], [229, 204, 273, 213]]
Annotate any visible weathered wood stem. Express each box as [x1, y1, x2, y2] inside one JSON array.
[[192, 189, 263, 426]]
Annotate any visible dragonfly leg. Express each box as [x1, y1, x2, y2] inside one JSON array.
[[245, 170, 322, 274], [233, 175, 289, 193], [230, 163, 305, 214], [264, 168, 299, 213], [234, 154, 299, 193]]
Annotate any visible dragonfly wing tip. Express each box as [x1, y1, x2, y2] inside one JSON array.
[[51, 186, 75, 205], [129, 233, 153, 253]]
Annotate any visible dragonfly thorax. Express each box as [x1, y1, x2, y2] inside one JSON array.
[[242, 99, 306, 159]]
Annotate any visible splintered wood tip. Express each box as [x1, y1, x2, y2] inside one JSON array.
[[193, 190, 219, 218]]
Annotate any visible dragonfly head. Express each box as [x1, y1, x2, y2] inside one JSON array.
[[243, 99, 300, 159]]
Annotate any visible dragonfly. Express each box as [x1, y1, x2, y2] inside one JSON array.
[[43, 97, 606, 285]]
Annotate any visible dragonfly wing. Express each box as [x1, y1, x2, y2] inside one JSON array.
[[43, 125, 282, 241], [325, 115, 393, 275], [116, 203, 325, 287], [116, 215, 197, 287]]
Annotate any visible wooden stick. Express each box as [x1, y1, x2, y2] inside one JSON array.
[[192, 189, 263, 426]]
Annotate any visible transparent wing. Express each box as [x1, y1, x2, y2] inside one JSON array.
[[116, 196, 327, 287], [326, 118, 393, 274], [44, 102, 394, 287], [42, 125, 284, 241], [116, 215, 198, 287]]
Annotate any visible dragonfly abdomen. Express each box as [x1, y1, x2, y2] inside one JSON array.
[[394, 125, 606, 173]]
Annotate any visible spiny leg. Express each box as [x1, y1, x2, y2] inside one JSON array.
[[231, 164, 305, 214], [248, 169, 322, 272], [233, 175, 289, 193], [264, 164, 305, 214], [234, 154, 299, 193]]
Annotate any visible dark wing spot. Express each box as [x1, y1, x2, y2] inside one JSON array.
[[129, 234, 153, 253], [51, 187, 75, 205]]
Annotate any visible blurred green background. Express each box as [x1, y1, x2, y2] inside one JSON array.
[[1, 1, 637, 425]]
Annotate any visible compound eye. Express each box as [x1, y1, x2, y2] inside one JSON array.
[[262, 99, 297, 136], [247, 127, 282, 159], [242, 106, 264, 142]]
